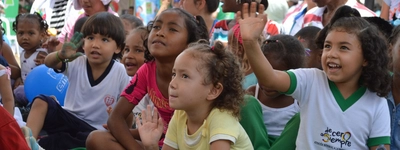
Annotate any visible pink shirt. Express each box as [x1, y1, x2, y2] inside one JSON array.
[[120, 61, 174, 138], [58, 8, 118, 43], [302, 0, 376, 29]]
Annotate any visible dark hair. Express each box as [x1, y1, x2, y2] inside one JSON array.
[[186, 39, 244, 118], [81, 12, 125, 59], [201, 0, 220, 14], [316, 5, 391, 97], [242, 0, 269, 11], [13, 12, 49, 35], [73, 16, 88, 53], [262, 35, 305, 69], [120, 14, 144, 28], [125, 26, 149, 53], [295, 26, 321, 52], [363, 17, 393, 40], [144, 8, 209, 62]]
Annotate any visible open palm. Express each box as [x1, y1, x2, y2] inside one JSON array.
[[237, 2, 268, 42], [60, 32, 84, 61], [137, 105, 164, 147]]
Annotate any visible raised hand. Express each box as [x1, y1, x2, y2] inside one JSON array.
[[59, 32, 84, 62], [44, 36, 61, 53], [34, 52, 48, 66], [136, 105, 164, 148], [236, 2, 268, 42]]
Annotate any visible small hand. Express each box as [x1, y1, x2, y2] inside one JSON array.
[[161, 0, 170, 6], [44, 36, 61, 53], [60, 32, 84, 61], [236, 2, 268, 42], [34, 52, 48, 66], [137, 105, 163, 147]]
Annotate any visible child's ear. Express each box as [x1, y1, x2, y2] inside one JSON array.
[[115, 46, 122, 54], [206, 83, 223, 101], [197, 0, 206, 10]]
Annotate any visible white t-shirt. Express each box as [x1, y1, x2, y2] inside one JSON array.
[[255, 84, 300, 137], [20, 48, 48, 82], [285, 68, 390, 150], [61, 56, 130, 130]]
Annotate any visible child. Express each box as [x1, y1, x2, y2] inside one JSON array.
[[12, 12, 49, 88], [386, 25, 400, 149], [282, 0, 316, 35], [210, 0, 269, 45], [240, 3, 391, 149], [294, 26, 322, 69], [180, 0, 219, 37], [137, 40, 253, 149], [120, 14, 144, 36], [25, 12, 130, 149], [85, 8, 209, 149], [247, 35, 304, 144]]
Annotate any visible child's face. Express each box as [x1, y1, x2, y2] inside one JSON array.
[[321, 30, 367, 84], [181, 0, 200, 16], [169, 51, 215, 110], [122, 31, 146, 76], [16, 19, 44, 52], [148, 11, 189, 61], [83, 33, 121, 66], [259, 54, 288, 98], [79, 0, 106, 16]]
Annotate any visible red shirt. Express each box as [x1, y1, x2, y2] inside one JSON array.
[[0, 107, 30, 150]]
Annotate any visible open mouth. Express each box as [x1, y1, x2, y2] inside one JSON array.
[[327, 63, 341, 69], [125, 62, 137, 68]]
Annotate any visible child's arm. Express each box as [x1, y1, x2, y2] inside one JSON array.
[[156, 0, 170, 17], [45, 32, 84, 70], [380, 1, 390, 21], [1, 42, 21, 80], [239, 2, 290, 93], [210, 140, 231, 150], [0, 65, 14, 115], [108, 97, 143, 149]]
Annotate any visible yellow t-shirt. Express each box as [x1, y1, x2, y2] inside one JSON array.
[[164, 109, 253, 150]]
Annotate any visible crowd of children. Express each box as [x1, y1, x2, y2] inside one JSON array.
[[2, 0, 400, 150]]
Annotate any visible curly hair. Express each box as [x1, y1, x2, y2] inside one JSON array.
[[144, 8, 209, 62], [261, 35, 306, 69], [185, 40, 244, 118], [316, 5, 391, 97], [13, 12, 48, 35]]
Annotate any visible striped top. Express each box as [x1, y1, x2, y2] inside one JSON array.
[[49, 0, 68, 34], [302, 0, 376, 29]]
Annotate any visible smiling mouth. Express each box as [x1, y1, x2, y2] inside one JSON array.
[[327, 63, 342, 69]]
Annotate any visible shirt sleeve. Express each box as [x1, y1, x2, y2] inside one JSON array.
[[209, 109, 240, 144], [120, 62, 150, 105], [383, 0, 391, 6], [284, 68, 318, 105], [367, 97, 391, 147], [164, 110, 179, 149]]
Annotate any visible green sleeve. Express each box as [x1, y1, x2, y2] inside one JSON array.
[[269, 113, 300, 150], [240, 95, 270, 150]]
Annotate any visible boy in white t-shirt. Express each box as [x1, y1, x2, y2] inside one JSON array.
[[25, 12, 130, 149]]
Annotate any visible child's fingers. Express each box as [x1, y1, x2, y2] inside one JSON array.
[[76, 39, 84, 48], [141, 109, 147, 123], [158, 117, 163, 131], [236, 11, 242, 21], [242, 3, 249, 19], [258, 4, 265, 15], [250, 2, 257, 18], [145, 105, 152, 123], [152, 108, 159, 123], [64, 34, 68, 44]]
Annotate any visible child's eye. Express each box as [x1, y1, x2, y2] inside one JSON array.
[[152, 26, 161, 30], [124, 47, 130, 53], [182, 74, 188, 78], [169, 28, 177, 32], [102, 38, 109, 42], [135, 49, 144, 53], [340, 46, 349, 50], [323, 44, 331, 49], [87, 36, 94, 40], [172, 72, 176, 77]]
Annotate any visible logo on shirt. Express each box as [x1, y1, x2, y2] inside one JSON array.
[[315, 127, 352, 149], [104, 94, 116, 107]]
